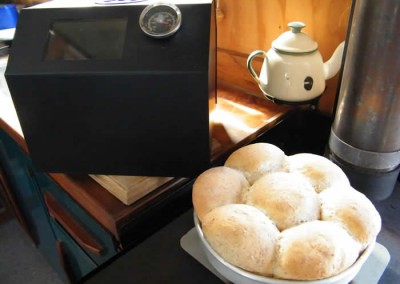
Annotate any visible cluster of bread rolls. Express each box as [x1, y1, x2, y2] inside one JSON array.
[[192, 143, 381, 281]]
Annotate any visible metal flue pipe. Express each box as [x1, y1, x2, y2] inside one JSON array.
[[328, 0, 400, 200]]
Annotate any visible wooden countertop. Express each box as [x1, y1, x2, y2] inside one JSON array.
[[0, 85, 291, 245]]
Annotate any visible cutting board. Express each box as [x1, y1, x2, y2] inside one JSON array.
[[89, 174, 174, 205]]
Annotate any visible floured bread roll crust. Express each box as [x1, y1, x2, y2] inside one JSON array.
[[288, 153, 350, 193], [274, 220, 361, 280], [192, 166, 249, 222], [224, 143, 288, 184], [320, 186, 382, 250], [246, 172, 320, 230], [202, 204, 279, 276], [192, 143, 382, 281]]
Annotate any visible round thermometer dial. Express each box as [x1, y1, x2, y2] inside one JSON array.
[[139, 3, 182, 38]]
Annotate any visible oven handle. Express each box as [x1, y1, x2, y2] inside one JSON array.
[[44, 191, 103, 255]]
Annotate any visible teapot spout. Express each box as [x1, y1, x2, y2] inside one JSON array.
[[324, 41, 345, 80]]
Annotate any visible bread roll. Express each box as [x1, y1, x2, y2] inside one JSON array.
[[192, 142, 382, 281], [192, 166, 249, 222], [202, 204, 279, 276], [224, 143, 288, 184], [246, 172, 320, 230], [320, 186, 381, 250], [288, 153, 350, 193], [274, 220, 361, 280]]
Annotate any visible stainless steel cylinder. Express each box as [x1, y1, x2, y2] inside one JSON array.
[[329, 0, 400, 172]]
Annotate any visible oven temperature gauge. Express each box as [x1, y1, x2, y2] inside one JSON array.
[[139, 3, 182, 38]]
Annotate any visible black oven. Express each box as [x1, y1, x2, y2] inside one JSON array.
[[5, 1, 216, 177]]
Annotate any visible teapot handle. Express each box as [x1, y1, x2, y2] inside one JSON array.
[[247, 50, 268, 84]]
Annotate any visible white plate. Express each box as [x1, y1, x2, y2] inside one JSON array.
[[0, 28, 16, 41], [193, 214, 381, 284]]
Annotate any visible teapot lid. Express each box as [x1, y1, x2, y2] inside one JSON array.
[[272, 22, 318, 53]]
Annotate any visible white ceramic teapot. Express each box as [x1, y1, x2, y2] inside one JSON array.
[[247, 21, 345, 104]]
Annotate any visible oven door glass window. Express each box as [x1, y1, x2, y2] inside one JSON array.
[[44, 18, 128, 61]]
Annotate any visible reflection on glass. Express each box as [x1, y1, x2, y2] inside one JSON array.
[[44, 18, 128, 61]]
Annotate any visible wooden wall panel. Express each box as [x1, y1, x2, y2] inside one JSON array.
[[216, 0, 352, 114], [12, 0, 49, 5]]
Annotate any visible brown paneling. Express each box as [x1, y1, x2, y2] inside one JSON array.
[[12, 0, 49, 5], [216, 0, 352, 114]]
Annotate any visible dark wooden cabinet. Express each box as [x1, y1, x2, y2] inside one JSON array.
[[0, 128, 119, 282], [52, 220, 98, 283], [0, 128, 63, 276], [40, 184, 119, 266]]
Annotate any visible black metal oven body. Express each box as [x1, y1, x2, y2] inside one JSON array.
[[6, 1, 216, 177]]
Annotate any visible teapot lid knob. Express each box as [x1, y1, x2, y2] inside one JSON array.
[[272, 21, 317, 53], [288, 21, 306, 33]]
